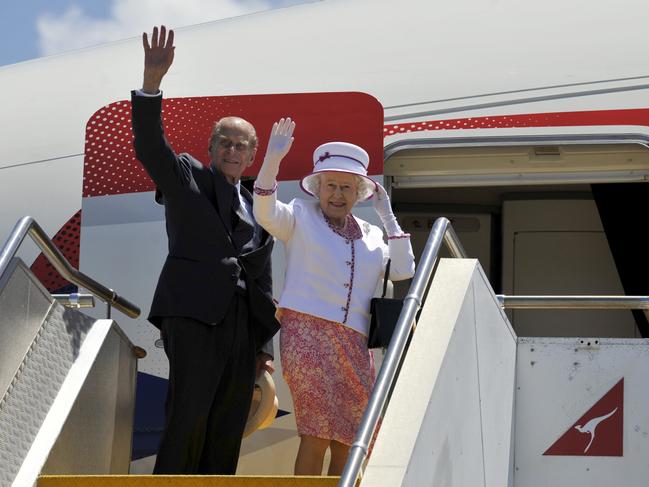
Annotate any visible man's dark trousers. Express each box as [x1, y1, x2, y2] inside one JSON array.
[[154, 291, 255, 474]]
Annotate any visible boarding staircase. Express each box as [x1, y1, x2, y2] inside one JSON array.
[[2, 216, 649, 487], [0, 217, 142, 487]]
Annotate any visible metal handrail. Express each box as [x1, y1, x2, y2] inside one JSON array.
[[497, 295, 649, 309], [0, 216, 140, 319], [498, 294, 649, 322], [339, 217, 467, 487]]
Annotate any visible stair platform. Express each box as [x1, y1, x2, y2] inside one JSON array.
[[38, 476, 340, 487]]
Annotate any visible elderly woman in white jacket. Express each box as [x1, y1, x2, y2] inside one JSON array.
[[253, 118, 415, 476]]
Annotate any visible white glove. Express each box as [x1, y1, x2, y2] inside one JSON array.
[[372, 183, 403, 237], [256, 117, 295, 189]]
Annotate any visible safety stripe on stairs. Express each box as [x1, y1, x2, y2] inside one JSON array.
[[38, 475, 340, 487]]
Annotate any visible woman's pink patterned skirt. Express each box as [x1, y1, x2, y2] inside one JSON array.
[[279, 308, 376, 446]]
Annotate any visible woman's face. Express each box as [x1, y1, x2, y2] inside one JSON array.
[[318, 172, 359, 223]]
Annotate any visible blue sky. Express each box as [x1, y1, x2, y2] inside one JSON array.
[[1, 1, 106, 66], [0, 0, 311, 67]]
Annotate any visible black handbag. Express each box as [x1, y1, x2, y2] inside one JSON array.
[[368, 259, 404, 349]]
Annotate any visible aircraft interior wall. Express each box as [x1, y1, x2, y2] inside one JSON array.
[[391, 174, 648, 339]]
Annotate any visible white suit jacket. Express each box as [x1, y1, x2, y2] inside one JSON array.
[[254, 194, 415, 335]]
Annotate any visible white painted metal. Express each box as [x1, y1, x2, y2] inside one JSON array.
[[0, 157, 83, 267], [3, 0, 649, 169], [514, 337, 649, 486], [0, 258, 53, 399], [362, 259, 516, 486], [79, 215, 168, 378], [473, 268, 518, 487]]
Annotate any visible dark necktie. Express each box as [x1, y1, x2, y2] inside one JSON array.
[[231, 186, 254, 250], [231, 185, 241, 231]]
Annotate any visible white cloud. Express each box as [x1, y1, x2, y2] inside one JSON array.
[[36, 0, 274, 56]]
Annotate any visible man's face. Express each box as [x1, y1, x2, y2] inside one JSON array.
[[210, 121, 257, 184]]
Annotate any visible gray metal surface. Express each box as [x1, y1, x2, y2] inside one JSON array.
[[0, 258, 53, 402], [41, 324, 136, 474], [497, 295, 649, 309], [0, 298, 94, 486], [0, 259, 137, 486]]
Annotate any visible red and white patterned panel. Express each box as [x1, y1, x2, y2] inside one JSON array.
[[30, 210, 81, 292], [83, 92, 385, 197]]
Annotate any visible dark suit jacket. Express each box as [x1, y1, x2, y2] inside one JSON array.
[[130, 92, 279, 353]]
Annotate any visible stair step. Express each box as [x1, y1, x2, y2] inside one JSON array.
[[38, 476, 340, 487]]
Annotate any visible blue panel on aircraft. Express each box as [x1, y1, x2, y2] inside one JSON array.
[[132, 371, 167, 460]]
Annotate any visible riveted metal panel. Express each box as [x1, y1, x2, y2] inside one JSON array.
[[514, 337, 649, 486]]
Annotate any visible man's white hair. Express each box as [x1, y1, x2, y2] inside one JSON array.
[[304, 173, 373, 201]]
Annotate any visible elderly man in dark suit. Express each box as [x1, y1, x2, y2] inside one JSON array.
[[131, 25, 279, 474]]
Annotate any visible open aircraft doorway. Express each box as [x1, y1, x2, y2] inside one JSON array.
[[385, 140, 649, 338]]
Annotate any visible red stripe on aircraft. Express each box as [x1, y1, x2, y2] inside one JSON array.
[[383, 108, 649, 136]]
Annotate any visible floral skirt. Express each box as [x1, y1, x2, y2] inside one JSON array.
[[279, 308, 376, 446]]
